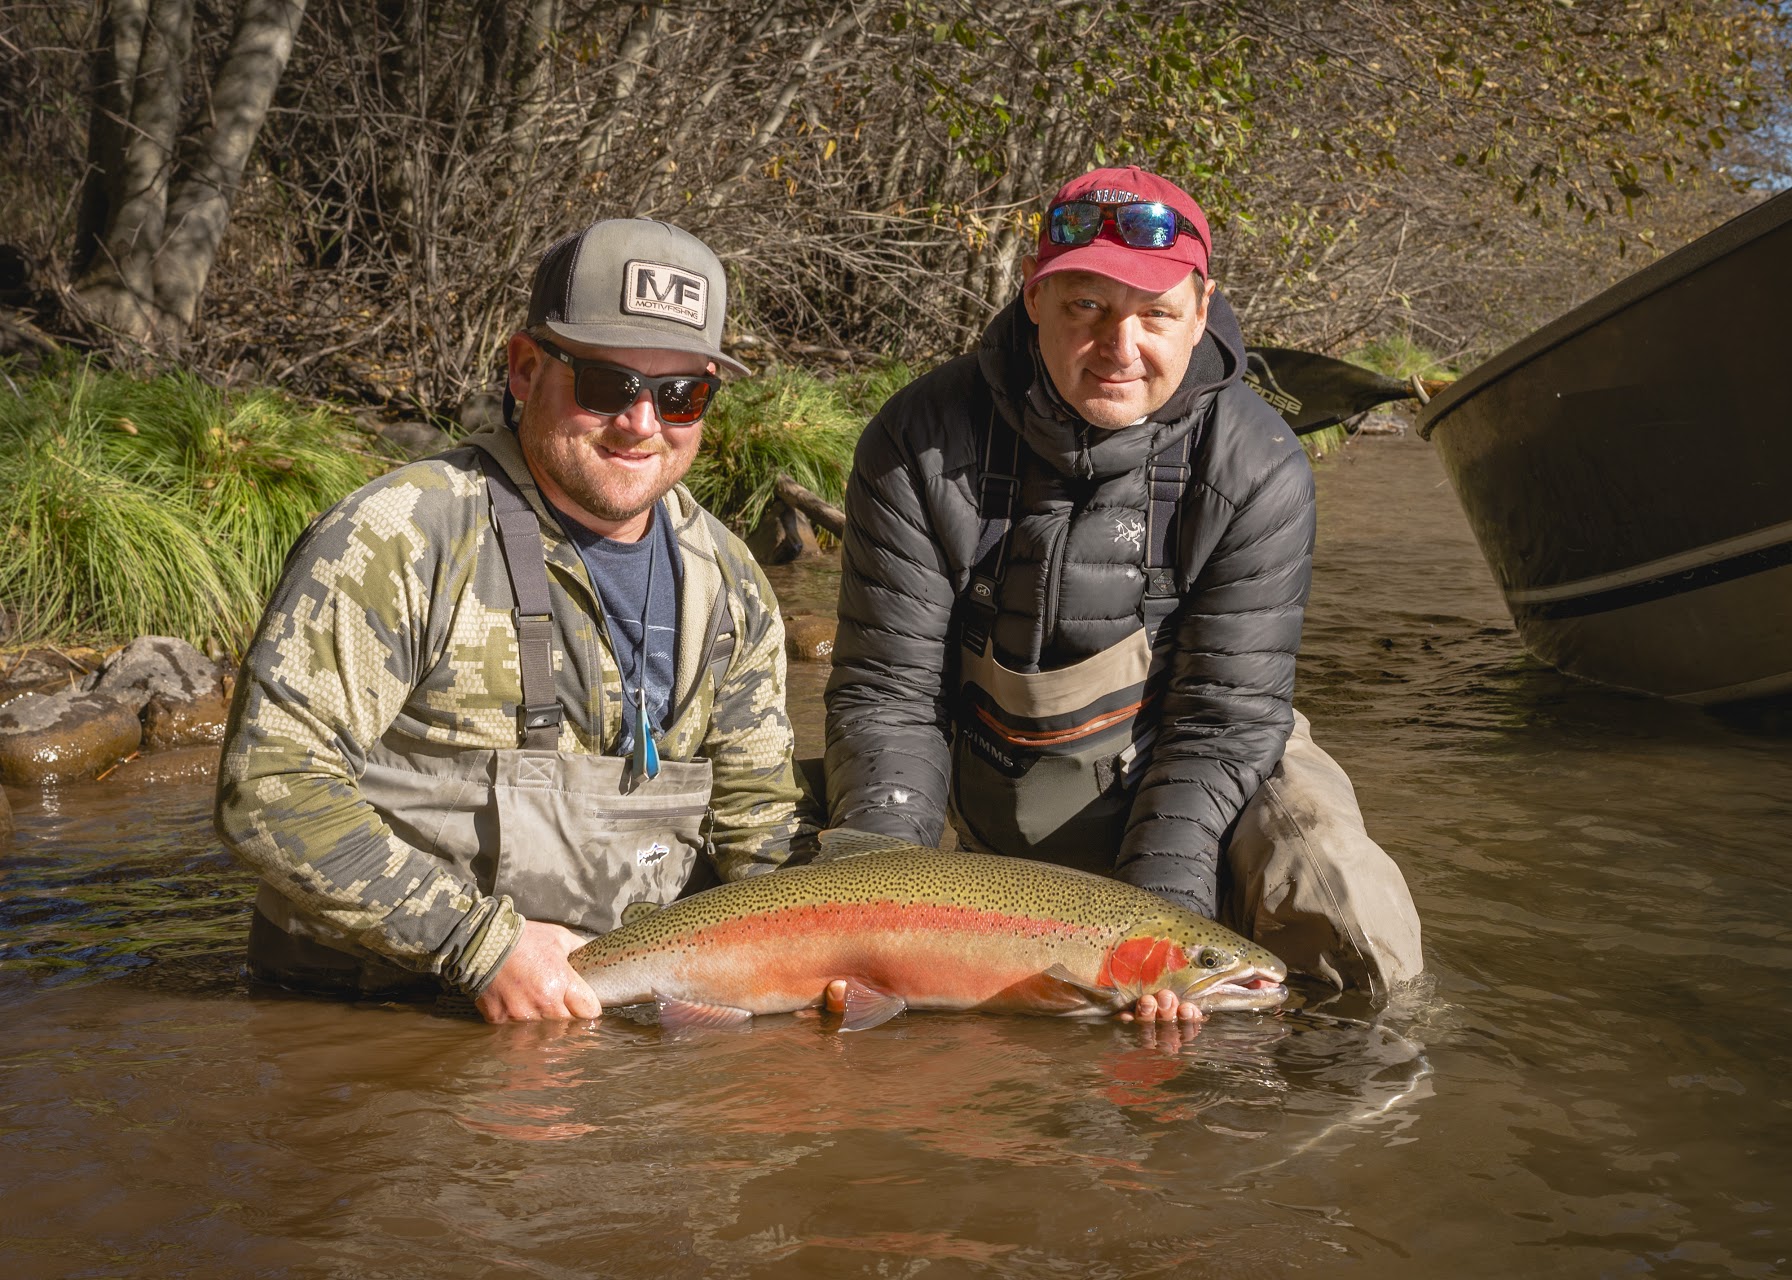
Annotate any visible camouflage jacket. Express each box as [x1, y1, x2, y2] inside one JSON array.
[[214, 425, 808, 994]]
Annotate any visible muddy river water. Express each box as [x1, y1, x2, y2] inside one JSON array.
[[2, 433, 1788, 1278]]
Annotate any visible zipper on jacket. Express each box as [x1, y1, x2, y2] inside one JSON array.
[[662, 590, 732, 737], [1040, 519, 1070, 661]]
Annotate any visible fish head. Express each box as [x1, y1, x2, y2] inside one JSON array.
[[1100, 919, 1289, 1014], [1178, 936, 1289, 1012]]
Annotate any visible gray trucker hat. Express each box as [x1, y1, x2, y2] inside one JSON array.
[[526, 218, 749, 377]]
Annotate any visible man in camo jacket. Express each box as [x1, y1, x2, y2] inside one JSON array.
[[216, 219, 811, 1023]]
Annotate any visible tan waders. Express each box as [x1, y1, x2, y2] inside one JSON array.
[[247, 446, 717, 998], [1218, 711, 1423, 997], [948, 418, 1423, 997]]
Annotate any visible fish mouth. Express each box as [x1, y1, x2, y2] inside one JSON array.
[[1186, 968, 1288, 1013]]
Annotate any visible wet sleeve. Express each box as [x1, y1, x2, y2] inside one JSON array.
[[824, 411, 958, 845], [1115, 448, 1315, 917], [213, 484, 522, 994], [702, 558, 817, 880]]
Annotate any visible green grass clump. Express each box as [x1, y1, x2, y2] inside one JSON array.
[[691, 365, 871, 532], [0, 360, 386, 652], [831, 361, 918, 422], [1301, 424, 1349, 460], [1343, 333, 1457, 382]]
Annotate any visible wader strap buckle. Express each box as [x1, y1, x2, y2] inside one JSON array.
[[961, 407, 1023, 656], [979, 470, 1019, 507], [960, 575, 999, 655], [515, 611, 561, 747]]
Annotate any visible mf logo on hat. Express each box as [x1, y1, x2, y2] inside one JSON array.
[[623, 260, 708, 329]]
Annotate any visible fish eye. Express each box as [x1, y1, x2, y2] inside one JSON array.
[[1198, 947, 1226, 969]]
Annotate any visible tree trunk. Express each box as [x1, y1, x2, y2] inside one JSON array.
[[703, 5, 862, 211], [73, 0, 306, 348], [503, 0, 561, 172], [575, 4, 669, 180], [372, 0, 424, 254], [73, 0, 149, 280], [76, 0, 193, 341], [159, 0, 310, 334]]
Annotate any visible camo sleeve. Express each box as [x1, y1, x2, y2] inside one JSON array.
[[701, 551, 817, 880], [213, 467, 523, 994]]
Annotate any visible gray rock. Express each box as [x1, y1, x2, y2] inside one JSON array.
[[377, 420, 451, 458], [0, 688, 144, 785], [86, 636, 223, 712], [456, 391, 505, 434], [0, 647, 99, 698], [143, 686, 233, 750]]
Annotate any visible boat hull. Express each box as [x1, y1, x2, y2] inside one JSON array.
[[1419, 192, 1792, 704]]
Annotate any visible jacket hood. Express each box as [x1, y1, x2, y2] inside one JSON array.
[[976, 285, 1248, 480]]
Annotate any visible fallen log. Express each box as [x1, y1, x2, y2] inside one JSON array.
[[0, 307, 63, 358], [773, 473, 846, 538]]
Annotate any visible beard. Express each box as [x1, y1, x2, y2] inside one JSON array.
[[518, 407, 699, 527]]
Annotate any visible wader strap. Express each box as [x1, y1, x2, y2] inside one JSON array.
[[962, 406, 1022, 657], [707, 613, 737, 679], [1144, 428, 1193, 598], [472, 448, 564, 750]]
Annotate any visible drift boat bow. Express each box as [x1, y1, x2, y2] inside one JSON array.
[[1418, 190, 1792, 704]]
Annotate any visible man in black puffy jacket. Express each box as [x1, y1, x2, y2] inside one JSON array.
[[824, 166, 1423, 1011]]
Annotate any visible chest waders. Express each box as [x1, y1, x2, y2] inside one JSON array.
[[247, 447, 724, 997], [948, 415, 1192, 874]]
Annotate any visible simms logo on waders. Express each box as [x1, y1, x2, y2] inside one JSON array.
[[622, 261, 709, 329]]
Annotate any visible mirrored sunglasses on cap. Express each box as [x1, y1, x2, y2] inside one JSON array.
[[1048, 200, 1203, 250], [532, 334, 720, 424]]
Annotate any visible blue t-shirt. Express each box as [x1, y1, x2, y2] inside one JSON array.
[[550, 500, 681, 753]]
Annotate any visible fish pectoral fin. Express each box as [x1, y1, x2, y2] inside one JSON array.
[[815, 827, 914, 862], [836, 979, 908, 1032], [654, 992, 755, 1031], [996, 964, 1130, 1016]]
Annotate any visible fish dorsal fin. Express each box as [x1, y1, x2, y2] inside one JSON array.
[[620, 900, 662, 927], [815, 827, 914, 862]]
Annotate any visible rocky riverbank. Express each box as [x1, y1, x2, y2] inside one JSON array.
[[0, 613, 840, 838], [0, 638, 234, 797]]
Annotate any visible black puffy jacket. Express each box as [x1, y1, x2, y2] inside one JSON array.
[[823, 290, 1315, 915]]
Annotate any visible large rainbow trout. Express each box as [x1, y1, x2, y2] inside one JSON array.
[[568, 834, 1288, 1031]]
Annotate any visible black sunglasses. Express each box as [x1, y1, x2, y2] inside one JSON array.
[[532, 335, 720, 425], [1048, 200, 1204, 250]]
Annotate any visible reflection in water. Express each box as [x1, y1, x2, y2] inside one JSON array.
[[428, 1005, 1440, 1276], [1, 436, 1788, 1278]]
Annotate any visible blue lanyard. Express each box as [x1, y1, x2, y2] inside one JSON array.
[[629, 541, 661, 781]]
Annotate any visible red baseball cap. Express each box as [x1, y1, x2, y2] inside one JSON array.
[[1030, 166, 1211, 294]]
